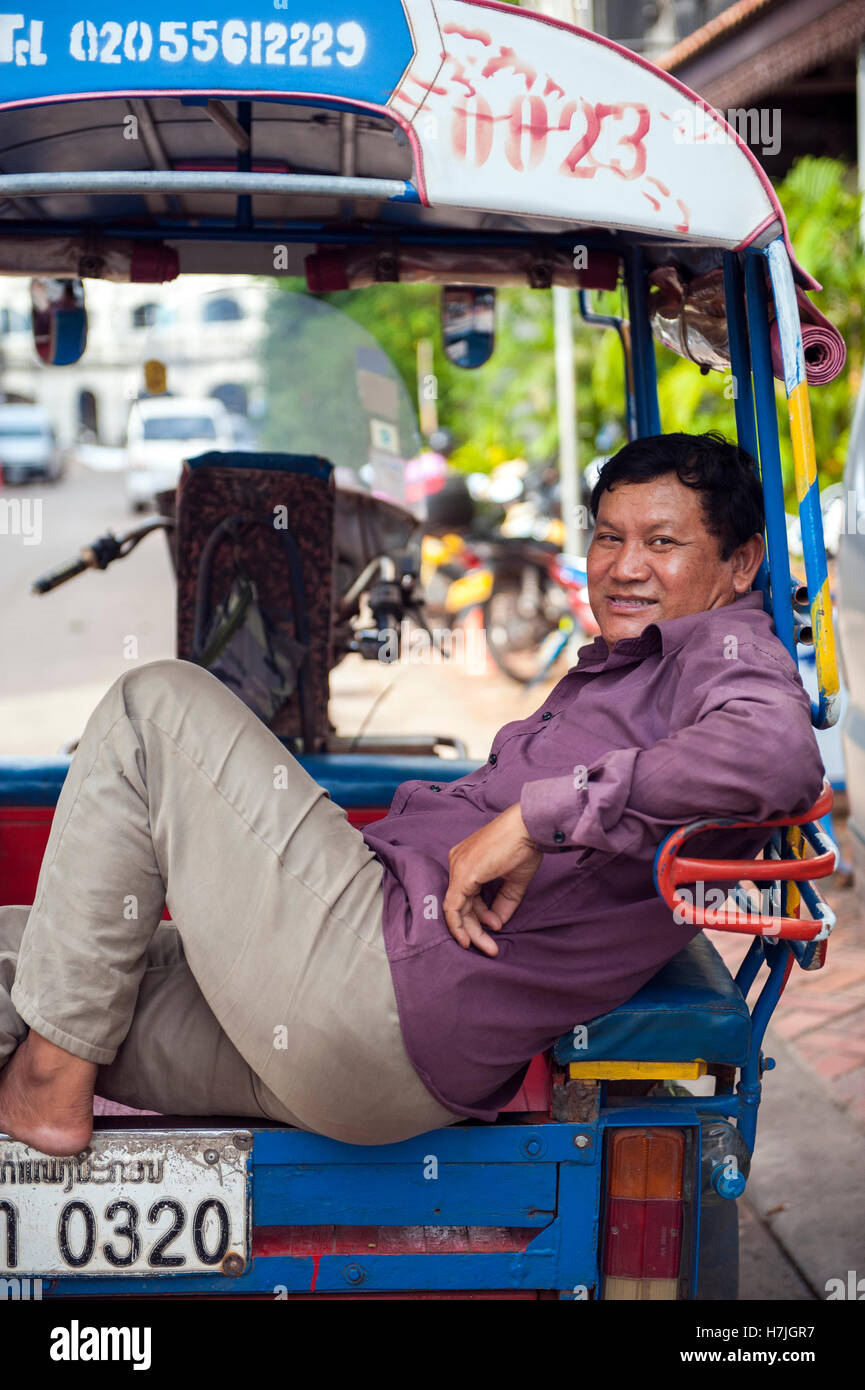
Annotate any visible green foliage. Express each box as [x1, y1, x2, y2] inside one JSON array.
[[772, 157, 864, 487], [260, 157, 862, 503], [587, 158, 864, 503]]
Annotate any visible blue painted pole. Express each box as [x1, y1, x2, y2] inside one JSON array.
[[624, 245, 661, 437], [723, 251, 770, 600], [743, 251, 796, 661]]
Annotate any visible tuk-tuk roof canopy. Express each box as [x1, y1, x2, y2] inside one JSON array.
[[0, 0, 815, 288]]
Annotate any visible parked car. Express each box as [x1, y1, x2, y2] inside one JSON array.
[[0, 402, 62, 482], [125, 396, 234, 511]]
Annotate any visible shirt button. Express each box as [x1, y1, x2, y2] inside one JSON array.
[[429, 784, 441, 792], [553, 830, 566, 844], [541, 711, 552, 721], [489, 753, 498, 766]]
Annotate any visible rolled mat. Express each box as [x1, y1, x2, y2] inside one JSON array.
[[770, 288, 847, 385]]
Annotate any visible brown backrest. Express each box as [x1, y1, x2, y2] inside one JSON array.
[[173, 452, 335, 750]]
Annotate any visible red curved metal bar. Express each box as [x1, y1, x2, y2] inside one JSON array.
[[653, 779, 836, 938]]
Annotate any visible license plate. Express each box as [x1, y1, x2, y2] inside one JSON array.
[[0, 1129, 252, 1278]]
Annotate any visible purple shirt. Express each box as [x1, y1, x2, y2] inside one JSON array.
[[361, 592, 826, 1120]]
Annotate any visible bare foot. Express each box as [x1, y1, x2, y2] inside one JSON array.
[[0, 1031, 97, 1156]]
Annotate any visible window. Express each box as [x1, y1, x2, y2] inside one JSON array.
[[201, 296, 243, 323], [0, 422, 46, 439], [210, 382, 248, 416], [132, 303, 158, 329], [153, 304, 178, 327], [143, 415, 217, 441], [0, 306, 30, 333], [78, 389, 99, 438]]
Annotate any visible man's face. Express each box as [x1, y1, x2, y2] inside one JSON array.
[[586, 473, 763, 648]]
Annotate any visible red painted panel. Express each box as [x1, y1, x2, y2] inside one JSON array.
[[0, 807, 53, 905], [332, 1225, 381, 1256], [254, 1226, 539, 1258], [346, 809, 389, 828], [499, 1052, 552, 1114], [373, 1225, 427, 1255], [0, 805, 389, 906]]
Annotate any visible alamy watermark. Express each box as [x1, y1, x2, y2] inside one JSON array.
[[672, 106, 781, 158], [0, 496, 42, 545], [376, 620, 487, 666], [674, 882, 783, 933]]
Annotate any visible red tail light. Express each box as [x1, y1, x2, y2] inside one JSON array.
[[601, 1129, 685, 1300]]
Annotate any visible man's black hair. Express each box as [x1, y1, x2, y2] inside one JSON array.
[[589, 431, 764, 561]]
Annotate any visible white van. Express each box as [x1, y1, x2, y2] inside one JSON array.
[[125, 396, 234, 510], [0, 403, 62, 483]]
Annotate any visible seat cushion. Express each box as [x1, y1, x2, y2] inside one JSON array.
[[552, 933, 751, 1067], [0, 752, 482, 809]]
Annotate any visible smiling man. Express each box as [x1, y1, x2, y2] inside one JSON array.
[[0, 432, 825, 1153]]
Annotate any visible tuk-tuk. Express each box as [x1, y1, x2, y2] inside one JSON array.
[[0, 0, 844, 1299]]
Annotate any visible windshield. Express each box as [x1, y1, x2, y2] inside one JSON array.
[[0, 422, 48, 438], [259, 289, 422, 512], [143, 416, 217, 441]]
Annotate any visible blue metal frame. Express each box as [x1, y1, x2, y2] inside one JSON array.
[[577, 289, 638, 442], [743, 251, 797, 662], [623, 245, 661, 437], [723, 251, 771, 600]]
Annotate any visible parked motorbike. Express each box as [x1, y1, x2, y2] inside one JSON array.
[[449, 464, 601, 685], [481, 540, 599, 685]]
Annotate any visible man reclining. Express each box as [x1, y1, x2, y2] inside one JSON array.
[[0, 431, 825, 1154]]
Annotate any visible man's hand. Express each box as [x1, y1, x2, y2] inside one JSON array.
[[443, 803, 543, 957]]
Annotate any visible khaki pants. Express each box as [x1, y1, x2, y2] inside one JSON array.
[[1, 659, 460, 1145]]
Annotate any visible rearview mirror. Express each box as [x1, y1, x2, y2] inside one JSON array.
[[441, 285, 495, 369], [30, 277, 88, 365]]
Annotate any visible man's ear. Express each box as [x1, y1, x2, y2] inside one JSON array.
[[731, 533, 765, 592]]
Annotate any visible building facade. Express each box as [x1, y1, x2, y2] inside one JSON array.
[[0, 274, 270, 447]]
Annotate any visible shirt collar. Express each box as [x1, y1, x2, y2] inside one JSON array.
[[574, 590, 766, 672]]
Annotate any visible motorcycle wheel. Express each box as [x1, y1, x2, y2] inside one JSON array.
[[483, 576, 566, 685]]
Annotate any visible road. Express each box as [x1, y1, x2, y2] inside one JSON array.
[[1, 462, 863, 1299], [0, 460, 175, 751]]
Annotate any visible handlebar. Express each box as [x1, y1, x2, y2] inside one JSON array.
[[31, 554, 91, 594], [31, 517, 174, 594]]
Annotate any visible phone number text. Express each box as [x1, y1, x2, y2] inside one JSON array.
[[67, 18, 366, 68]]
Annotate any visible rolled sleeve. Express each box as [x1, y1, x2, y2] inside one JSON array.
[[520, 644, 826, 861]]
